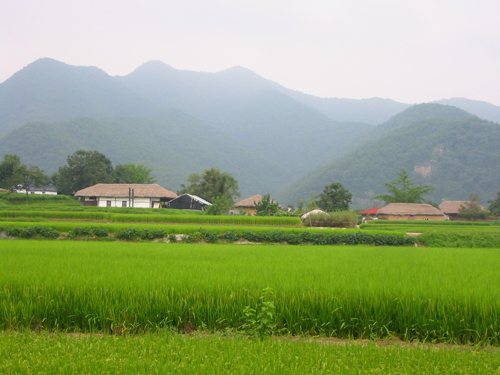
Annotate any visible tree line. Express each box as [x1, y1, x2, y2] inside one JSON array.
[[0, 150, 156, 197], [2, 151, 500, 217]]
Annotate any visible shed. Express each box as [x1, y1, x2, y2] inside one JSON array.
[[166, 194, 212, 211], [231, 194, 274, 216]]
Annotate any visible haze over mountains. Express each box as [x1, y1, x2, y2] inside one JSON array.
[[1, 58, 500, 205]]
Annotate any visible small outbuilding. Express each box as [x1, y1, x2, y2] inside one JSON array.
[[231, 194, 274, 216], [377, 203, 446, 221], [166, 194, 212, 211], [75, 183, 177, 208], [439, 201, 488, 221]]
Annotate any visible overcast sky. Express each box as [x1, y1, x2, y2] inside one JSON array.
[[2, 0, 500, 105]]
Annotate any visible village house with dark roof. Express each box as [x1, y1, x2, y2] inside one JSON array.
[[75, 183, 177, 208]]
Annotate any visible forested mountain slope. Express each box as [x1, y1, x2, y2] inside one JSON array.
[[278, 111, 500, 206], [0, 58, 160, 137], [0, 113, 290, 197]]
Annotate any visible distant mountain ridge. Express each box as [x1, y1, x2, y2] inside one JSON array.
[[277, 104, 500, 205], [1, 58, 500, 204]]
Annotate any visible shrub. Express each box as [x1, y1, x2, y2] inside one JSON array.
[[303, 211, 357, 228]]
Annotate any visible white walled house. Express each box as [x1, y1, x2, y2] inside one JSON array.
[[75, 184, 177, 208], [14, 185, 58, 195]]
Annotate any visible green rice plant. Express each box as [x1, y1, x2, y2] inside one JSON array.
[[2, 332, 500, 374], [2, 242, 500, 345], [110, 213, 302, 226]]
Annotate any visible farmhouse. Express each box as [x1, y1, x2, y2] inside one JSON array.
[[13, 185, 58, 195], [377, 203, 446, 221], [439, 200, 488, 221], [166, 194, 212, 211], [75, 183, 177, 208], [231, 194, 267, 216]]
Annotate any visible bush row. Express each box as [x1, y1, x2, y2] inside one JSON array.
[[4, 225, 59, 239], [0, 225, 415, 246], [181, 229, 415, 246]]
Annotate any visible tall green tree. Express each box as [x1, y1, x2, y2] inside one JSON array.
[[10, 165, 49, 205], [459, 194, 488, 221], [114, 163, 157, 184], [54, 150, 115, 195], [0, 154, 21, 189], [374, 169, 435, 204], [488, 191, 500, 216], [316, 182, 352, 212], [179, 168, 240, 203], [255, 194, 280, 216]]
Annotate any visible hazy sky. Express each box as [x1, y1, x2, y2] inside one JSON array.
[[2, 0, 500, 105]]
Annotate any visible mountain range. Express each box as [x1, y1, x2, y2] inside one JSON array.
[[1, 58, 499, 205]]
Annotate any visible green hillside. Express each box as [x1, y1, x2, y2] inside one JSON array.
[[0, 113, 290, 197], [278, 112, 500, 206], [0, 58, 161, 137]]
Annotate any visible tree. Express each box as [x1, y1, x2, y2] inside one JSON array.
[[488, 191, 500, 216], [255, 194, 280, 216], [54, 150, 115, 195], [459, 194, 488, 221], [316, 182, 352, 212], [206, 195, 234, 215], [0, 154, 21, 189], [10, 165, 49, 205], [374, 169, 435, 204], [179, 168, 240, 203], [115, 163, 157, 184]]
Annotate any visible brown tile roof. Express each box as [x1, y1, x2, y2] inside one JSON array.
[[378, 203, 445, 216], [0, 188, 8, 193], [75, 184, 177, 199], [439, 201, 487, 214]]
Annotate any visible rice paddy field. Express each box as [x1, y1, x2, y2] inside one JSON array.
[[2, 199, 500, 373], [2, 240, 500, 344]]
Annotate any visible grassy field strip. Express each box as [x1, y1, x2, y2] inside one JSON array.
[[1, 333, 499, 374], [2, 241, 500, 344], [0, 210, 302, 226], [362, 225, 500, 234], [0, 220, 403, 236]]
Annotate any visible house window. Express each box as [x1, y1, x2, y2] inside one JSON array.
[[122, 201, 127, 207], [107, 201, 111, 207]]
